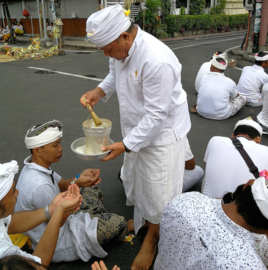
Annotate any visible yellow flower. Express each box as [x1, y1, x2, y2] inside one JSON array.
[[124, 9, 131, 17]]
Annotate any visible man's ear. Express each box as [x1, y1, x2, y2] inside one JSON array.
[[33, 147, 41, 157], [121, 32, 130, 41], [253, 136, 261, 144], [210, 65, 214, 72], [231, 133, 235, 138]]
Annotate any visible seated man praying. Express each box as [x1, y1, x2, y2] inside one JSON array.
[[257, 83, 268, 134], [15, 120, 129, 263], [196, 54, 246, 120], [0, 160, 82, 266], [155, 175, 268, 269], [202, 118, 268, 199], [237, 51, 268, 107]]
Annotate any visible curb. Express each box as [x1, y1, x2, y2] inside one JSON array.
[[161, 30, 247, 43]]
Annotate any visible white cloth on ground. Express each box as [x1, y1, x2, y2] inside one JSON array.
[[202, 136, 268, 199], [0, 160, 18, 201], [0, 215, 41, 263], [183, 137, 204, 192], [195, 61, 211, 93], [86, 4, 131, 48], [121, 136, 186, 234], [257, 84, 268, 128], [98, 26, 191, 152], [237, 65, 268, 105], [14, 156, 107, 263], [196, 72, 240, 120], [154, 192, 266, 270]]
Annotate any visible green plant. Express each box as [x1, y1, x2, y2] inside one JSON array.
[[156, 22, 171, 38], [164, 14, 248, 35], [180, 6, 186, 15], [189, 0, 206, 15], [210, 0, 226, 15], [145, 0, 163, 14]]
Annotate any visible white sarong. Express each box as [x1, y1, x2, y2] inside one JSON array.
[[121, 136, 186, 234]]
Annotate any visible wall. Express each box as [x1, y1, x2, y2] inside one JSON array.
[[1, 0, 98, 22], [225, 0, 247, 15]]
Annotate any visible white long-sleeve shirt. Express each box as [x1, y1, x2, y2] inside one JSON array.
[[237, 65, 268, 102], [98, 27, 191, 152], [0, 215, 41, 263]]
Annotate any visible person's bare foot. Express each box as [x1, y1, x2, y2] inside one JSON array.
[[189, 104, 197, 113], [127, 219, 134, 232], [131, 238, 156, 270]]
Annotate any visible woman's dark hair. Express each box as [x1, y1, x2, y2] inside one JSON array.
[[236, 184, 268, 229], [223, 183, 268, 229], [18, 21, 23, 26], [0, 255, 48, 270], [234, 125, 260, 139], [255, 51, 268, 66], [12, 22, 16, 26], [222, 184, 244, 204]]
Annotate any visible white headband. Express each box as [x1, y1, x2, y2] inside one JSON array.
[[86, 4, 131, 48], [25, 121, 63, 149], [0, 160, 19, 201], [255, 52, 268, 61], [211, 54, 227, 70], [252, 176, 268, 219], [234, 119, 262, 136]]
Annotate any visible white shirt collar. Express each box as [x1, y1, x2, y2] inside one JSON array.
[[24, 156, 53, 175]]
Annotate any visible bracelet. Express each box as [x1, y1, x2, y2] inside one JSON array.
[[71, 173, 81, 185], [44, 205, 51, 220]]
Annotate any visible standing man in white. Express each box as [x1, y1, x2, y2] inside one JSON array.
[[81, 5, 191, 269]]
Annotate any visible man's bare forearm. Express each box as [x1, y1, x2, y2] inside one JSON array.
[[33, 208, 64, 266], [8, 208, 47, 234]]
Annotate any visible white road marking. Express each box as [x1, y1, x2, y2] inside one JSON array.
[[171, 37, 243, 51], [28, 67, 103, 82], [224, 45, 240, 53]]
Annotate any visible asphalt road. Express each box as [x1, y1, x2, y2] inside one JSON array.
[[1, 31, 267, 270]]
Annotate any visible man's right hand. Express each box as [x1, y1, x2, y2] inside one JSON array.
[[50, 184, 82, 216], [80, 87, 106, 108]]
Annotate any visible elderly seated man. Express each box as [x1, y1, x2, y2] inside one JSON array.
[[0, 160, 81, 266], [15, 120, 129, 263], [155, 175, 268, 269], [196, 54, 246, 120], [237, 51, 268, 107]]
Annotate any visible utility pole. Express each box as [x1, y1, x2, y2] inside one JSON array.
[[40, 0, 52, 46], [258, 0, 268, 51], [3, 1, 14, 43]]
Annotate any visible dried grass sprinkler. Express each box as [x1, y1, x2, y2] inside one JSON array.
[[82, 96, 102, 127]]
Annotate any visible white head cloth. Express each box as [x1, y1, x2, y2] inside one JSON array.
[[0, 161, 19, 201], [252, 176, 268, 219], [255, 52, 268, 61], [211, 53, 227, 70], [25, 121, 63, 149], [86, 4, 131, 48], [234, 118, 262, 136]]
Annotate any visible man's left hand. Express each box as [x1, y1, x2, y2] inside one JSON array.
[[101, 142, 125, 162], [76, 169, 101, 188]]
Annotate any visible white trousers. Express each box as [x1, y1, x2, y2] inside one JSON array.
[[121, 136, 186, 234], [257, 84, 268, 128], [183, 166, 204, 192]]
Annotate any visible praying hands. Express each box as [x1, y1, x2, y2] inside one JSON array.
[[75, 169, 101, 188]]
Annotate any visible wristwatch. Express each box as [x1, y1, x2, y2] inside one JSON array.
[[123, 142, 132, 153], [44, 205, 51, 220]]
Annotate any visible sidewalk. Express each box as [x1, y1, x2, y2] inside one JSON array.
[[14, 29, 246, 50]]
